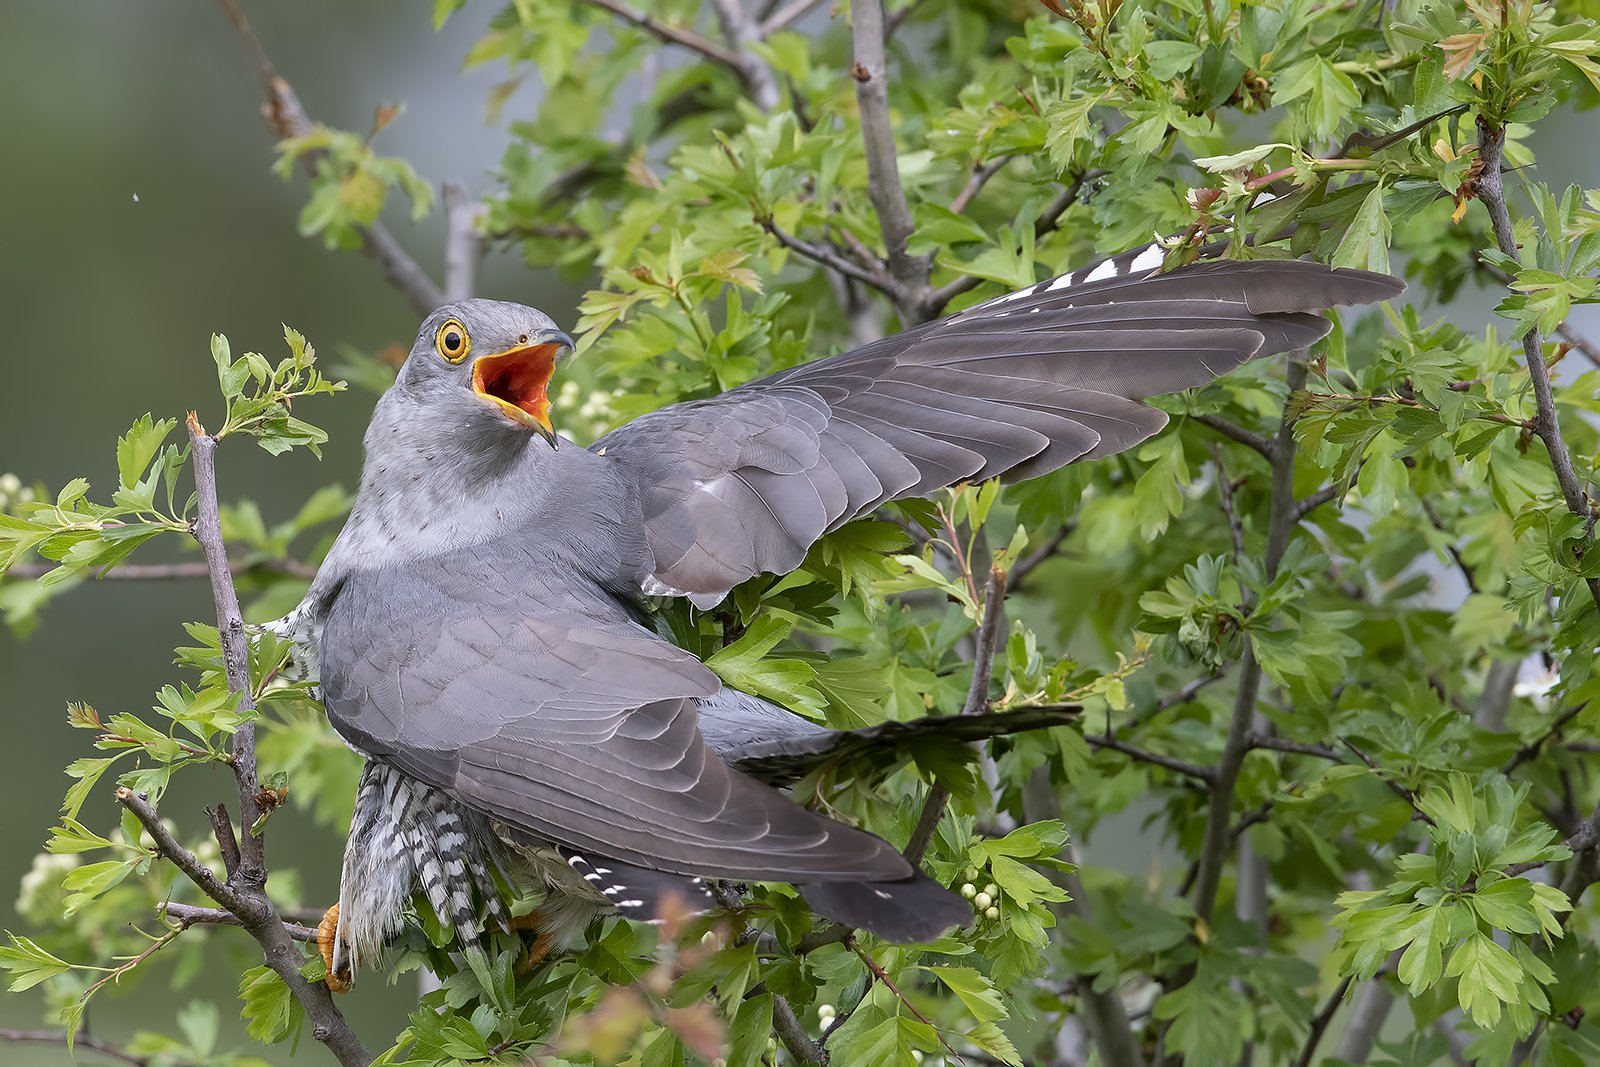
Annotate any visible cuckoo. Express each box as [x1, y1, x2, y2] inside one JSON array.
[[276, 245, 1403, 990]]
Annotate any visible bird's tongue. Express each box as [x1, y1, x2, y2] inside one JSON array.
[[472, 344, 558, 427]]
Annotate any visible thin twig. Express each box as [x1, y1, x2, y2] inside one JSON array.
[[1141, 670, 1227, 723], [215, 0, 443, 316], [949, 156, 1012, 215], [4, 557, 317, 582], [582, 0, 745, 70], [1192, 413, 1276, 459], [922, 170, 1100, 316], [1086, 735, 1215, 783], [1292, 481, 1346, 522], [0, 1029, 148, 1066], [762, 218, 899, 295], [1247, 734, 1342, 761], [851, 0, 926, 316], [904, 566, 1007, 864], [161, 901, 319, 942], [1010, 523, 1073, 591], [1420, 497, 1478, 595], [760, 0, 827, 34], [1213, 446, 1245, 558], [1502, 702, 1589, 775], [1341, 739, 1436, 827], [1294, 976, 1355, 1067], [1475, 117, 1600, 609], [206, 803, 242, 880]]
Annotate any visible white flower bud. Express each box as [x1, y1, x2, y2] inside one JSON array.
[[973, 892, 993, 910], [960, 883, 977, 899], [982, 884, 998, 899], [963, 866, 978, 881], [817, 1003, 836, 1020], [912, 1052, 924, 1063], [984, 906, 999, 920], [701, 930, 720, 949]]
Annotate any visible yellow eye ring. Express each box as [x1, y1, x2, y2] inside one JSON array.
[[436, 319, 471, 363]]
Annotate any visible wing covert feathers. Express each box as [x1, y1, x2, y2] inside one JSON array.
[[600, 255, 1403, 602]]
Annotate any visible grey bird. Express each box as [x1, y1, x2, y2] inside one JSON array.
[[279, 244, 1403, 990]]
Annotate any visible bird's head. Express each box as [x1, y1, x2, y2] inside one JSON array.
[[396, 299, 575, 449]]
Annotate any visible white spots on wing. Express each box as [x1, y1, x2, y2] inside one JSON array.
[[602, 885, 621, 896], [567, 855, 586, 867], [1131, 243, 1164, 271], [640, 574, 691, 597], [594, 867, 612, 876], [1045, 272, 1078, 292], [1028, 306, 1041, 314], [618, 898, 644, 908], [1084, 259, 1119, 282], [873, 888, 892, 899]]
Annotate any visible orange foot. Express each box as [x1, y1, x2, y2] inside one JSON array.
[[316, 904, 352, 993], [510, 909, 553, 971]]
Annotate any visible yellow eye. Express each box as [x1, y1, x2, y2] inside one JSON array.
[[435, 319, 470, 363]]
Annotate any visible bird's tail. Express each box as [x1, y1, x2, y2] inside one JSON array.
[[799, 869, 972, 942], [728, 705, 1081, 783]]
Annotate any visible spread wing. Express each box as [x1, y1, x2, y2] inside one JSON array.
[[597, 252, 1404, 604], [318, 556, 919, 883]]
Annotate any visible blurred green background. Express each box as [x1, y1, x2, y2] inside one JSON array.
[[0, 1, 575, 1060], [2, 2, 1596, 1063]]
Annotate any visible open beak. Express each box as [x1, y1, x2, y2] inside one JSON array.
[[470, 330, 574, 447]]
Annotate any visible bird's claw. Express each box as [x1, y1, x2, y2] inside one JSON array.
[[510, 909, 554, 971], [317, 903, 352, 993]]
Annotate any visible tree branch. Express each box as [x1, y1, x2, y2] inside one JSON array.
[[150, 412, 372, 1067], [708, 0, 782, 109], [949, 156, 1012, 215], [582, 0, 746, 72], [1191, 413, 1276, 459], [760, 0, 827, 35], [1502, 702, 1589, 775], [1294, 976, 1354, 1067], [772, 992, 827, 1065], [904, 565, 1007, 864], [441, 182, 484, 303], [850, 0, 926, 316], [1191, 362, 1306, 923], [1292, 481, 1346, 522], [1475, 117, 1600, 610], [1086, 735, 1215, 783], [161, 901, 319, 943], [214, 0, 444, 316], [4, 556, 317, 582], [921, 169, 1100, 317], [761, 218, 898, 296], [1247, 734, 1342, 761], [0, 1028, 148, 1067]]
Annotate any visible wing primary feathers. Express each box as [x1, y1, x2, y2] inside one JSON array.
[[601, 255, 1404, 602]]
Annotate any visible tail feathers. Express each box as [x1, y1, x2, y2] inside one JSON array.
[[565, 851, 717, 923], [728, 705, 1082, 785], [411, 789, 508, 945], [800, 870, 971, 942]]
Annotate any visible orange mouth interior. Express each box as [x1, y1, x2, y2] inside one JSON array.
[[472, 344, 559, 429]]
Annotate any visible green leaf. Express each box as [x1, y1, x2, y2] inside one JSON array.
[[115, 415, 177, 492], [705, 616, 828, 719], [238, 965, 303, 1044], [1332, 183, 1391, 273], [0, 933, 73, 992], [926, 966, 1007, 1022]]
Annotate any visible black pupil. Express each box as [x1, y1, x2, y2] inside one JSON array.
[[444, 330, 461, 351]]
